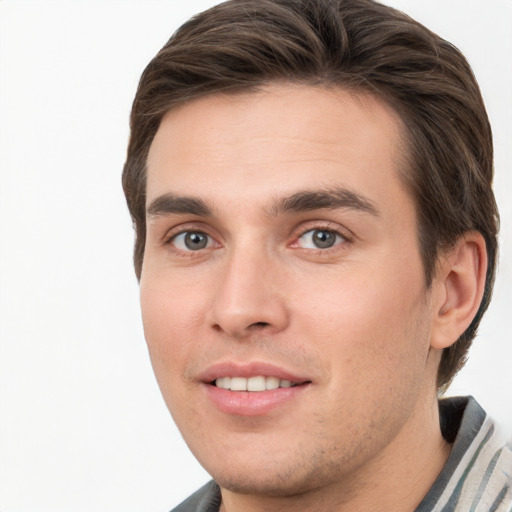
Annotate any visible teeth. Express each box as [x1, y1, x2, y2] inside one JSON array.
[[214, 376, 297, 391], [266, 376, 280, 390], [247, 376, 265, 392], [230, 377, 247, 391], [215, 377, 231, 389]]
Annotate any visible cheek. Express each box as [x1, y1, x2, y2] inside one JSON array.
[[291, 262, 430, 383], [295, 274, 431, 442], [139, 278, 211, 429], [139, 275, 207, 385]]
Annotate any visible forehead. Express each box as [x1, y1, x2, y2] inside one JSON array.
[[146, 84, 411, 214]]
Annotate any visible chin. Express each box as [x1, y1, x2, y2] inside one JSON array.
[[199, 446, 347, 498], [213, 470, 315, 498]]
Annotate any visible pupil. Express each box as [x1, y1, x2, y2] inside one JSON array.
[[185, 232, 207, 250], [313, 230, 335, 248]]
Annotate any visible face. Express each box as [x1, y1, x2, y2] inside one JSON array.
[[141, 85, 440, 497]]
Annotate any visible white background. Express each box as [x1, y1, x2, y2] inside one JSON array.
[[0, 1, 510, 511]]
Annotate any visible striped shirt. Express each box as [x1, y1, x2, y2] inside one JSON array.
[[417, 396, 512, 511], [171, 396, 512, 512]]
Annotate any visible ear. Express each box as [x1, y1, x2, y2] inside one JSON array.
[[430, 232, 488, 350]]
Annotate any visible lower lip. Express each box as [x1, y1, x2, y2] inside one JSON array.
[[203, 383, 309, 416]]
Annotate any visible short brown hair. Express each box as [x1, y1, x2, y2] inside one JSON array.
[[122, 0, 499, 391]]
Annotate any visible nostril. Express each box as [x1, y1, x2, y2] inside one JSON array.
[[250, 322, 270, 328], [210, 320, 272, 338]]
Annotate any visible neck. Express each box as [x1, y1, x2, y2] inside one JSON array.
[[219, 391, 451, 512]]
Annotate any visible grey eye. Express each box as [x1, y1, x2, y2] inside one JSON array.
[[172, 231, 211, 251], [298, 229, 342, 249]]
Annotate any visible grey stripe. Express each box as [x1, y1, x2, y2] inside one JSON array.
[[489, 483, 509, 512], [440, 424, 495, 512], [470, 447, 502, 511]]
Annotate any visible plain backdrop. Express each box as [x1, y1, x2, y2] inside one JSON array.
[[0, 1, 511, 511]]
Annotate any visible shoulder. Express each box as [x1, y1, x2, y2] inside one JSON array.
[[170, 480, 221, 512]]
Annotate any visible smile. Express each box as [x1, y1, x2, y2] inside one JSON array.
[[200, 362, 312, 415], [214, 376, 297, 391]]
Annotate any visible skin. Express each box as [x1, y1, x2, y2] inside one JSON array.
[[140, 84, 486, 511]]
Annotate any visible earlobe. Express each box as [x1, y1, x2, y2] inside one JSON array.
[[430, 232, 487, 350]]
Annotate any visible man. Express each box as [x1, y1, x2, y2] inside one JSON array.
[[122, 0, 511, 510]]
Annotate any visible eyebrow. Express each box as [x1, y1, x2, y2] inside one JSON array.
[[268, 187, 380, 217], [146, 187, 379, 219], [147, 194, 212, 218]]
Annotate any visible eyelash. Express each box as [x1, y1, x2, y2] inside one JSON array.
[[163, 224, 219, 255], [163, 222, 352, 255], [292, 222, 352, 252], [169, 231, 216, 251]]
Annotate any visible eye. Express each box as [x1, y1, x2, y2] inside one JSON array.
[[297, 229, 344, 249], [170, 231, 213, 251]]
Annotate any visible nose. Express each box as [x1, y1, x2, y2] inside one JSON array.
[[208, 245, 290, 340]]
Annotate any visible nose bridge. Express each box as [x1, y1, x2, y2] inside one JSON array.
[[209, 237, 288, 338]]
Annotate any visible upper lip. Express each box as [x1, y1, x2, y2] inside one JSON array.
[[198, 361, 312, 384]]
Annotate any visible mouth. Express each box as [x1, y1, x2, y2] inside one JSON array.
[[200, 363, 312, 415], [213, 375, 304, 392]]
